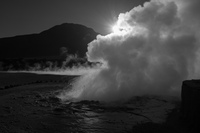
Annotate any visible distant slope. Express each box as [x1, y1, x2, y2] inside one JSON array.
[[0, 23, 98, 59]]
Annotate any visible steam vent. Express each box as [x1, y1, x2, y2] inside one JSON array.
[[181, 80, 200, 129]]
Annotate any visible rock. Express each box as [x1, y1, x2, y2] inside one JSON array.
[[53, 107, 65, 113], [48, 96, 60, 103], [181, 80, 200, 129]]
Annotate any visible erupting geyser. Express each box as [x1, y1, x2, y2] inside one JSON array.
[[59, 0, 200, 102]]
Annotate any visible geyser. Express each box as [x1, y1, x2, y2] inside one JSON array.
[[59, 0, 200, 102]]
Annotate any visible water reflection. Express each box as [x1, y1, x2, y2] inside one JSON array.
[[44, 95, 176, 132]]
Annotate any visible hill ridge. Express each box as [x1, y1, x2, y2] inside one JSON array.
[[0, 23, 98, 59]]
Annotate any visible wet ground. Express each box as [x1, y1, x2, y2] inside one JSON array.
[[0, 72, 192, 133]]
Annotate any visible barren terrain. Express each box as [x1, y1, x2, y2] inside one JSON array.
[[0, 72, 192, 133]]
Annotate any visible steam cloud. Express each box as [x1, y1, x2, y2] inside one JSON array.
[[59, 0, 200, 102]]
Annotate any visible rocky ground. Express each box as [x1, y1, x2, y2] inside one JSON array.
[[0, 72, 195, 133]]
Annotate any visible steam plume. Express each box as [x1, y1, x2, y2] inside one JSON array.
[[59, 0, 200, 102]]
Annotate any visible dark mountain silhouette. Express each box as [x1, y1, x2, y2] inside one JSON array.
[[0, 23, 98, 59]]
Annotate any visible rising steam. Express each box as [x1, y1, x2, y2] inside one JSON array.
[[59, 0, 200, 102]]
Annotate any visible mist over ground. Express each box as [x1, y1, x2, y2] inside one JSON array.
[[59, 0, 200, 102]]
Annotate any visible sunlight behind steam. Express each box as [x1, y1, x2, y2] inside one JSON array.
[[112, 25, 121, 34], [111, 21, 132, 35], [59, 0, 200, 102]]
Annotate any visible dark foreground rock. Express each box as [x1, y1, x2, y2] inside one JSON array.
[[181, 80, 200, 131]]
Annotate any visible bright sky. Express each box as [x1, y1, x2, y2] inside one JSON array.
[[0, 0, 148, 38]]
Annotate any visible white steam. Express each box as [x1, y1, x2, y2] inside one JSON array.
[[59, 0, 200, 102]]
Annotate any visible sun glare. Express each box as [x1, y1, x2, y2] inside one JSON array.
[[112, 25, 121, 34], [111, 23, 131, 35]]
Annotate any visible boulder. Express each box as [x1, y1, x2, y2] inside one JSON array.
[[181, 80, 200, 129]]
